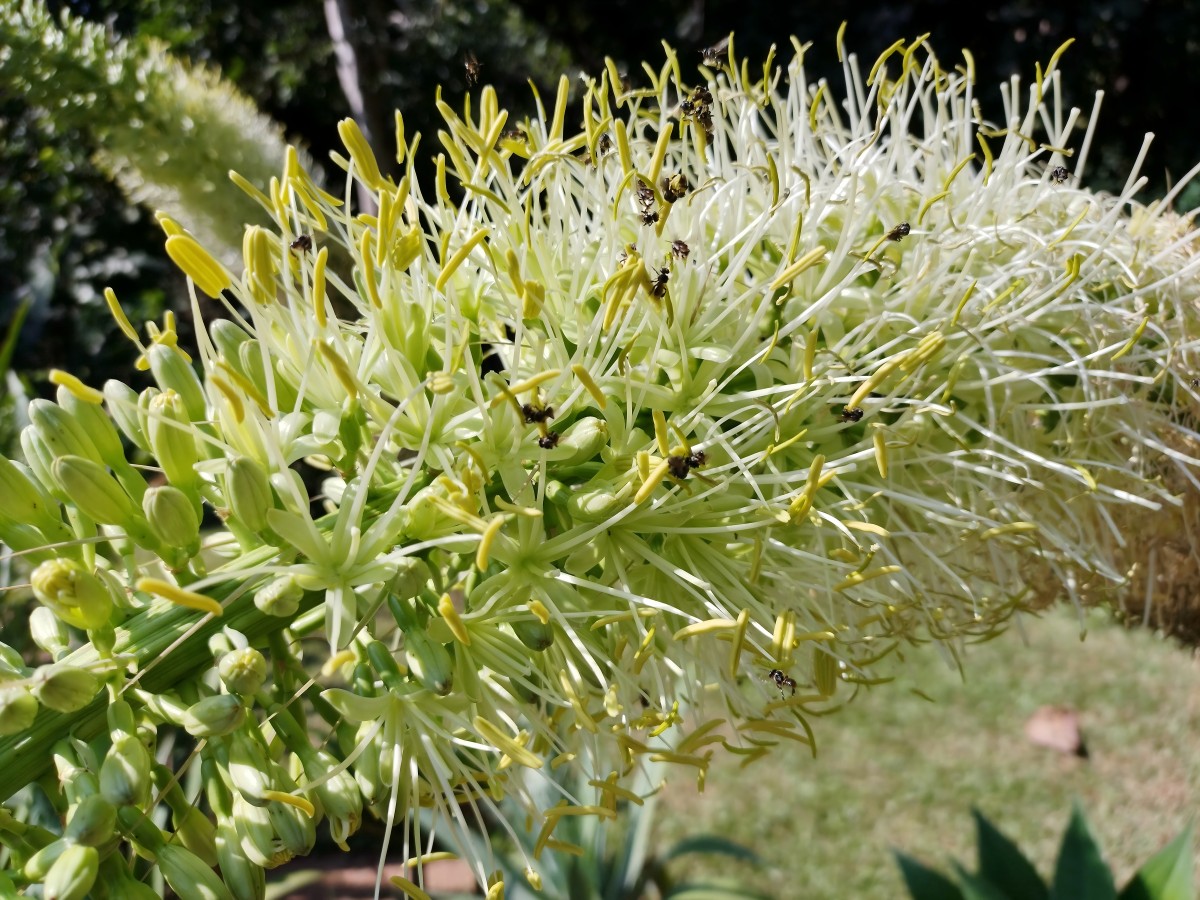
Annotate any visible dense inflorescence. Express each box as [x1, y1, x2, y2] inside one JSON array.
[[3, 34, 1200, 898]]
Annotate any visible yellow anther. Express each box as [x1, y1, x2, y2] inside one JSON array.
[[48, 371, 104, 404], [136, 578, 222, 617], [165, 234, 232, 298]]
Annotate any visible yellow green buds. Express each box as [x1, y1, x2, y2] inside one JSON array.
[[100, 732, 152, 808], [43, 842, 99, 900], [183, 694, 246, 738], [31, 558, 114, 631], [102, 379, 150, 452], [158, 842, 237, 900], [148, 342, 207, 422], [50, 456, 144, 532], [29, 607, 71, 660], [0, 685, 38, 736], [218, 648, 267, 696], [253, 574, 303, 617], [30, 664, 100, 713], [403, 628, 454, 696], [143, 485, 201, 555], [28, 398, 104, 466], [55, 384, 127, 473], [0, 457, 60, 533], [64, 794, 118, 847], [147, 390, 200, 490], [226, 457, 273, 533]]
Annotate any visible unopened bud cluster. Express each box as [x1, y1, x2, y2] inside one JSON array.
[[2, 33, 1199, 898]]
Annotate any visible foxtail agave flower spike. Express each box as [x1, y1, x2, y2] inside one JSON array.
[[2, 32, 1200, 898]]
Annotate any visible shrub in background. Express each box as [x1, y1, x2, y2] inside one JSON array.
[[1, 33, 1199, 897]]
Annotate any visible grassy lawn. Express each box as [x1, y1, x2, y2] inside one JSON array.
[[655, 608, 1200, 898]]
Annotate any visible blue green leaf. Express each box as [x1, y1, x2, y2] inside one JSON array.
[[973, 808, 1048, 900], [1050, 803, 1117, 900], [893, 850, 966, 900]]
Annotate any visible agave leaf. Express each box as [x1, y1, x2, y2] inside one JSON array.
[[1119, 823, 1195, 900], [1050, 803, 1117, 900], [893, 849, 966, 900], [973, 808, 1048, 900]]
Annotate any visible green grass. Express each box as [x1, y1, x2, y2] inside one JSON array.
[[655, 609, 1200, 898]]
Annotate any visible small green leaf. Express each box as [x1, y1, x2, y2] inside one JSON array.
[[973, 808, 1048, 900], [893, 850, 966, 900], [1051, 803, 1117, 900], [1119, 823, 1195, 900], [951, 861, 1018, 900]]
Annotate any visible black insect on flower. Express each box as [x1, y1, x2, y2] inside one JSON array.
[[537, 431, 560, 449], [671, 240, 690, 261], [699, 36, 730, 65], [660, 172, 690, 203], [768, 668, 796, 698], [464, 52, 482, 87], [650, 266, 670, 298], [1051, 165, 1070, 184], [635, 179, 660, 224], [839, 407, 864, 423], [290, 235, 313, 254], [667, 449, 705, 480], [522, 403, 554, 424], [886, 222, 911, 242]]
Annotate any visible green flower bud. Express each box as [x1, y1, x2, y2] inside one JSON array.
[[511, 618, 554, 652], [56, 385, 126, 472], [210, 319, 253, 368], [20, 428, 68, 503], [148, 344, 207, 423], [183, 694, 246, 738], [30, 607, 72, 659], [30, 664, 100, 713], [0, 641, 28, 674], [99, 855, 161, 900], [226, 456, 273, 533], [143, 485, 201, 553], [224, 728, 273, 804], [389, 556, 432, 602], [0, 521, 60, 566], [566, 484, 624, 522], [0, 685, 39, 736], [64, 794, 118, 847], [29, 398, 104, 466], [23, 837, 68, 881], [218, 648, 267, 696], [100, 733, 152, 807], [157, 842, 236, 900], [543, 415, 609, 467], [215, 817, 266, 900], [31, 558, 114, 631], [51, 455, 141, 529], [147, 390, 199, 490], [267, 791, 315, 859], [44, 843, 100, 900], [0, 457, 60, 532], [403, 628, 454, 696], [253, 574, 302, 617], [172, 804, 219, 868], [230, 791, 286, 869], [103, 380, 150, 452]]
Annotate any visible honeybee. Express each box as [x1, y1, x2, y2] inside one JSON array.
[[1051, 165, 1070, 184], [290, 234, 313, 253], [886, 223, 911, 242], [666, 449, 705, 479], [521, 403, 554, 424], [660, 172, 690, 203], [670, 239, 690, 261], [839, 407, 864, 423], [650, 266, 670, 298], [699, 36, 731, 65], [537, 431, 560, 449], [768, 668, 796, 698], [464, 52, 482, 87]]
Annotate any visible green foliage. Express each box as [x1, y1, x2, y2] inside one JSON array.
[[896, 806, 1195, 900], [438, 768, 770, 900]]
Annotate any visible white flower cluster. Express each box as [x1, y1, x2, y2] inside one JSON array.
[[2, 34, 1199, 898]]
